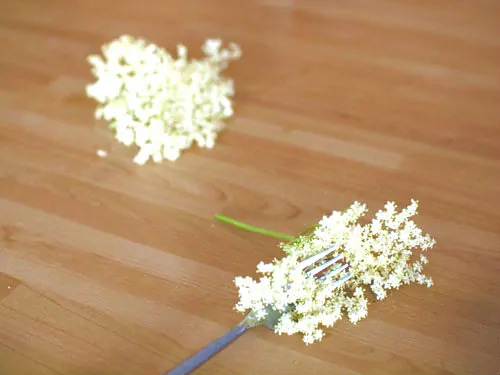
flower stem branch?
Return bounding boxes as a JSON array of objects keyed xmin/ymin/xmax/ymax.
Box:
[{"xmin": 298, "ymin": 224, "xmax": 318, "ymax": 236}]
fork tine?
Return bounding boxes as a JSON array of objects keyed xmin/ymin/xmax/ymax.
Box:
[
  {"xmin": 328, "ymin": 272, "xmax": 353, "ymax": 290},
  {"xmin": 298, "ymin": 245, "xmax": 353, "ymax": 292},
  {"xmin": 306, "ymin": 253, "xmax": 344, "ymax": 277},
  {"xmin": 318, "ymin": 263, "xmax": 349, "ymax": 280},
  {"xmin": 298, "ymin": 245, "xmax": 338, "ymax": 270}
]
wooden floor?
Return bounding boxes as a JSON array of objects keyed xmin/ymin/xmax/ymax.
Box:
[{"xmin": 1, "ymin": 1, "xmax": 500, "ymax": 374}]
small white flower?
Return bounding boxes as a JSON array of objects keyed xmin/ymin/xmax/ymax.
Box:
[
  {"xmin": 163, "ymin": 147, "xmax": 181, "ymax": 161},
  {"xmin": 116, "ymin": 127, "xmax": 135, "ymax": 146},
  {"xmin": 426, "ymin": 277, "xmax": 434, "ymax": 287},
  {"xmin": 202, "ymin": 39, "xmax": 222, "ymax": 57},
  {"xmin": 96, "ymin": 149, "xmax": 108, "ymax": 158},
  {"xmin": 133, "ymin": 143, "xmax": 153, "ymax": 165},
  {"xmin": 152, "ymin": 151, "xmax": 163, "ymax": 163}
]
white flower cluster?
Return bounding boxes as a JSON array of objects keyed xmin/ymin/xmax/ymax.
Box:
[
  {"xmin": 85, "ymin": 35, "xmax": 242, "ymax": 164},
  {"xmin": 234, "ymin": 199, "xmax": 436, "ymax": 344}
]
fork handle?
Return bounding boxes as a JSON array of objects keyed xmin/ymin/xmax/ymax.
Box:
[{"xmin": 164, "ymin": 319, "xmax": 251, "ymax": 375}]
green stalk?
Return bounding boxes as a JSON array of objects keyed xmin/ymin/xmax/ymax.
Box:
[
  {"xmin": 214, "ymin": 213, "xmax": 294, "ymax": 241},
  {"xmin": 298, "ymin": 223, "xmax": 318, "ymax": 236}
]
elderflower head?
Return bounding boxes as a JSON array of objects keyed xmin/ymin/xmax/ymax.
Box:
[
  {"xmin": 86, "ymin": 35, "xmax": 242, "ymax": 164},
  {"xmin": 234, "ymin": 199, "xmax": 436, "ymax": 344}
]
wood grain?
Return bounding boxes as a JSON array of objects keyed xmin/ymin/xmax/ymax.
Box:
[{"xmin": 1, "ymin": 1, "xmax": 499, "ymax": 374}]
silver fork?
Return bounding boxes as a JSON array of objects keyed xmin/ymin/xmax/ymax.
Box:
[{"xmin": 164, "ymin": 245, "xmax": 353, "ymax": 375}]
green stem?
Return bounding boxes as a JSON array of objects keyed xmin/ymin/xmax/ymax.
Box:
[
  {"xmin": 298, "ymin": 223, "xmax": 318, "ymax": 236},
  {"xmin": 214, "ymin": 213, "xmax": 294, "ymax": 241}
]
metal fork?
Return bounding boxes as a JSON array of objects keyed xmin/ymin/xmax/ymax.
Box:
[{"xmin": 164, "ymin": 245, "xmax": 353, "ymax": 375}]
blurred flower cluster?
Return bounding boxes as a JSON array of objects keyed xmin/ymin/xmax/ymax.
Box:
[
  {"xmin": 234, "ymin": 199, "xmax": 435, "ymax": 344},
  {"xmin": 86, "ymin": 35, "xmax": 241, "ymax": 164}
]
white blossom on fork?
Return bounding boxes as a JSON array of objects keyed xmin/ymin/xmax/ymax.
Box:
[{"xmin": 233, "ymin": 199, "xmax": 436, "ymax": 344}]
